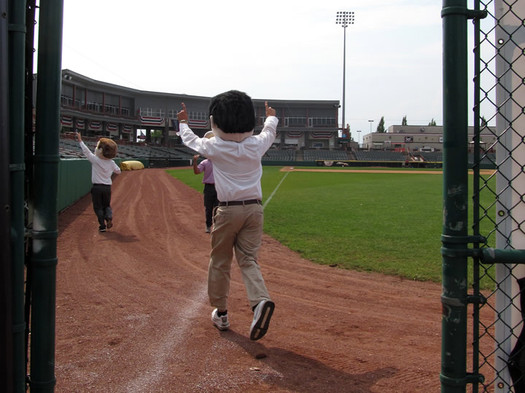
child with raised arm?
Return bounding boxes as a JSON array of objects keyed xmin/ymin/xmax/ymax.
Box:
[
  {"xmin": 177, "ymin": 90, "xmax": 278, "ymax": 341},
  {"xmin": 76, "ymin": 132, "xmax": 121, "ymax": 232}
]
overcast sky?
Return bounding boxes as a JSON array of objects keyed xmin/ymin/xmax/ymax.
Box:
[{"xmin": 58, "ymin": 0, "xmax": 443, "ymax": 141}]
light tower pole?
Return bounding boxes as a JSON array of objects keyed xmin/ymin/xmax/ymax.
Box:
[{"xmin": 336, "ymin": 11, "xmax": 355, "ymax": 136}]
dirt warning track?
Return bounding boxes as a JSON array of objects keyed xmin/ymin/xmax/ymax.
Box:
[{"xmin": 55, "ymin": 167, "xmax": 466, "ymax": 392}]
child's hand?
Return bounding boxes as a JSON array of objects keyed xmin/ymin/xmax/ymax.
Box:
[
  {"xmin": 76, "ymin": 132, "xmax": 82, "ymax": 142},
  {"xmin": 177, "ymin": 103, "xmax": 189, "ymax": 123},
  {"xmin": 265, "ymin": 102, "xmax": 276, "ymax": 117}
]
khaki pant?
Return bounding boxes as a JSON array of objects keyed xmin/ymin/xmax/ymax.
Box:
[{"xmin": 208, "ymin": 203, "xmax": 271, "ymax": 310}]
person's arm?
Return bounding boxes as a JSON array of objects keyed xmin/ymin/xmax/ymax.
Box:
[
  {"xmin": 177, "ymin": 103, "xmax": 210, "ymax": 156},
  {"xmin": 256, "ymin": 102, "xmax": 279, "ymax": 153},
  {"xmin": 265, "ymin": 101, "xmax": 276, "ymax": 118},
  {"xmin": 112, "ymin": 160, "xmax": 121, "ymax": 176},
  {"xmin": 76, "ymin": 132, "xmax": 96, "ymax": 162},
  {"xmin": 193, "ymin": 154, "xmax": 201, "ymax": 174},
  {"xmin": 177, "ymin": 102, "xmax": 189, "ymax": 124}
]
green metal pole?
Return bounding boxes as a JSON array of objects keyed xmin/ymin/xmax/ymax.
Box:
[
  {"xmin": 23, "ymin": 3, "xmax": 37, "ymax": 388},
  {"xmin": 1, "ymin": 0, "xmax": 14, "ymax": 391},
  {"xmin": 7, "ymin": 0, "xmax": 28, "ymax": 391},
  {"xmin": 441, "ymin": 1, "xmax": 470, "ymax": 392},
  {"xmin": 29, "ymin": 0, "xmax": 63, "ymax": 391}
]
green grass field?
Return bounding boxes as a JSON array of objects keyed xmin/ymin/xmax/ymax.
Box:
[{"xmin": 167, "ymin": 166, "xmax": 496, "ymax": 289}]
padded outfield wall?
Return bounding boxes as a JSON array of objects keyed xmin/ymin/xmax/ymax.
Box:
[
  {"xmin": 56, "ymin": 158, "xmax": 430, "ymax": 213},
  {"xmin": 56, "ymin": 158, "xmax": 307, "ymax": 213},
  {"xmin": 57, "ymin": 158, "xmax": 187, "ymax": 213},
  {"xmin": 58, "ymin": 159, "xmax": 92, "ymax": 213}
]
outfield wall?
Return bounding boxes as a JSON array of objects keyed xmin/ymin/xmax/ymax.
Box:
[
  {"xmin": 57, "ymin": 158, "xmax": 126, "ymax": 213},
  {"xmin": 57, "ymin": 158, "xmax": 189, "ymax": 213},
  {"xmin": 56, "ymin": 157, "xmax": 493, "ymax": 214},
  {"xmin": 56, "ymin": 159, "xmax": 432, "ymax": 214},
  {"xmin": 58, "ymin": 159, "xmax": 92, "ymax": 213},
  {"xmin": 315, "ymin": 160, "xmax": 443, "ymax": 168}
]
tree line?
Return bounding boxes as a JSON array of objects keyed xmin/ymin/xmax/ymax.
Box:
[{"xmin": 374, "ymin": 116, "xmax": 437, "ymax": 133}]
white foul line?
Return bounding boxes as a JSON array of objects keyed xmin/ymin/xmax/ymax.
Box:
[{"xmin": 263, "ymin": 171, "xmax": 289, "ymax": 210}]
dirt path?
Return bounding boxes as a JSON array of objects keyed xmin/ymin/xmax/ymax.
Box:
[{"xmin": 56, "ymin": 168, "xmax": 445, "ymax": 392}]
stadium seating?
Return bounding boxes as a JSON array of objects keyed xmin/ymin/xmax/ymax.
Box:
[
  {"xmin": 354, "ymin": 151, "xmax": 406, "ymax": 161},
  {"xmin": 59, "ymin": 137, "xmax": 196, "ymax": 161},
  {"xmin": 418, "ymin": 152, "xmax": 442, "ymax": 162},
  {"xmin": 303, "ymin": 150, "xmax": 350, "ymax": 161},
  {"xmin": 58, "ymin": 136, "xmax": 454, "ymax": 168},
  {"xmin": 262, "ymin": 149, "xmax": 296, "ymax": 161}
]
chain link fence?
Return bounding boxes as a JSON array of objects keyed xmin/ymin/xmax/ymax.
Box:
[{"xmin": 474, "ymin": 0, "xmax": 525, "ymax": 391}]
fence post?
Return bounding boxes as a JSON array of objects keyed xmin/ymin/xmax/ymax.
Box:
[
  {"xmin": 7, "ymin": 0, "xmax": 29, "ymax": 391},
  {"xmin": 441, "ymin": 1, "xmax": 470, "ymax": 392},
  {"xmin": 29, "ymin": 0, "xmax": 63, "ymax": 391},
  {"xmin": 0, "ymin": 0, "xmax": 14, "ymax": 391}
]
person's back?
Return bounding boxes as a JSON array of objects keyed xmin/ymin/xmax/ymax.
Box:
[
  {"xmin": 177, "ymin": 90, "xmax": 278, "ymax": 341},
  {"xmin": 180, "ymin": 90, "xmax": 277, "ymax": 202},
  {"xmin": 204, "ymin": 135, "xmax": 272, "ymax": 202}
]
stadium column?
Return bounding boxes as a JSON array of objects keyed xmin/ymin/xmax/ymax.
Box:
[
  {"xmin": 441, "ymin": 1, "xmax": 470, "ymax": 392},
  {"xmin": 29, "ymin": 0, "xmax": 63, "ymax": 392}
]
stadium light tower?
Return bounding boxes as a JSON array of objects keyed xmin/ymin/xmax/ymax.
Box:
[{"xmin": 336, "ymin": 11, "xmax": 355, "ymax": 136}]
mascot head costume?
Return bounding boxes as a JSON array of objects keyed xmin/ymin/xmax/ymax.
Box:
[
  {"xmin": 96, "ymin": 138, "xmax": 118, "ymax": 159},
  {"xmin": 208, "ymin": 90, "xmax": 255, "ymax": 143}
]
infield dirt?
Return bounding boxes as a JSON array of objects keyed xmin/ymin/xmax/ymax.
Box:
[{"xmin": 55, "ymin": 167, "xmax": 482, "ymax": 392}]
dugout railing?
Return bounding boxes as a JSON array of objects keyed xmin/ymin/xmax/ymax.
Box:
[{"xmin": 442, "ymin": 1, "xmax": 525, "ymax": 392}]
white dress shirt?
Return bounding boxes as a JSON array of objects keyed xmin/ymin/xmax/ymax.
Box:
[{"xmin": 179, "ymin": 116, "xmax": 278, "ymax": 202}]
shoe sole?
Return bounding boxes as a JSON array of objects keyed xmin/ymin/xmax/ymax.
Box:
[
  {"xmin": 213, "ymin": 323, "xmax": 229, "ymax": 331},
  {"xmin": 250, "ymin": 301, "xmax": 275, "ymax": 341}
]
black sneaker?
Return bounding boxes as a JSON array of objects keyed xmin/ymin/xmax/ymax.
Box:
[{"xmin": 99, "ymin": 226, "xmax": 106, "ymax": 233}]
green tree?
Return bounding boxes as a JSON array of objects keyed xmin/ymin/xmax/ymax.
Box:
[
  {"xmin": 402, "ymin": 116, "xmax": 407, "ymax": 126},
  {"xmin": 428, "ymin": 118, "xmax": 437, "ymax": 126},
  {"xmin": 377, "ymin": 117, "xmax": 385, "ymax": 133}
]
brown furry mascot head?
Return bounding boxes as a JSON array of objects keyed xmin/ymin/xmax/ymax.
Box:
[{"xmin": 95, "ymin": 138, "xmax": 118, "ymax": 159}]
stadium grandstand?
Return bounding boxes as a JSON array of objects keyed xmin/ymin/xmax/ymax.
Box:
[{"xmin": 52, "ymin": 69, "xmax": 495, "ymax": 169}]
